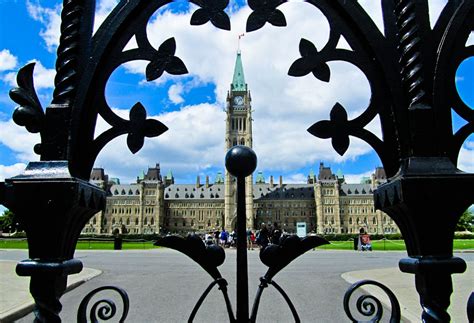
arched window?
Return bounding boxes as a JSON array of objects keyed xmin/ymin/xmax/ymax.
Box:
[
  {"xmin": 349, "ymin": 217, "xmax": 352, "ymax": 224},
  {"xmin": 126, "ymin": 218, "xmax": 130, "ymax": 225},
  {"xmin": 240, "ymin": 138, "xmax": 245, "ymax": 145},
  {"xmin": 144, "ymin": 217, "xmax": 148, "ymax": 225},
  {"xmin": 135, "ymin": 218, "xmax": 139, "ymax": 225},
  {"xmin": 151, "ymin": 218, "xmax": 154, "ymax": 225},
  {"xmin": 233, "ymin": 139, "xmax": 237, "ymax": 146}
]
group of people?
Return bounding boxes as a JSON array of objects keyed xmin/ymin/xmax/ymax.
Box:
[
  {"xmin": 202, "ymin": 223, "xmax": 286, "ymax": 250},
  {"xmin": 203, "ymin": 229, "xmax": 236, "ymax": 248}
]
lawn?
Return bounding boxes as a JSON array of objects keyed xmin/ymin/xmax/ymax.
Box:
[
  {"xmin": 319, "ymin": 239, "xmax": 474, "ymax": 251},
  {"xmin": 1, "ymin": 238, "xmax": 473, "ymax": 251},
  {"xmin": 0, "ymin": 239, "xmax": 158, "ymax": 250}
]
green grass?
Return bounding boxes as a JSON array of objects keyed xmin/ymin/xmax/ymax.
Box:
[
  {"xmin": 319, "ymin": 239, "xmax": 474, "ymax": 251},
  {"xmin": 1, "ymin": 239, "xmax": 473, "ymax": 251},
  {"xmin": 0, "ymin": 239, "xmax": 159, "ymax": 250}
]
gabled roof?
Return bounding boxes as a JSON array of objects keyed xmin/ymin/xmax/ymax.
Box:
[
  {"xmin": 253, "ymin": 184, "xmax": 314, "ymax": 200},
  {"xmin": 339, "ymin": 183, "xmax": 373, "ymax": 196},
  {"xmin": 165, "ymin": 184, "xmax": 225, "ymax": 200}
]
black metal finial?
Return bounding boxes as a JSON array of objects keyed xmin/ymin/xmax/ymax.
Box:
[{"xmin": 225, "ymin": 145, "xmax": 257, "ymax": 178}]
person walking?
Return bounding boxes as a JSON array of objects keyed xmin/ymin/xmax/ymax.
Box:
[{"xmin": 247, "ymin": 229, "xmax": 254, "ymax": 250}]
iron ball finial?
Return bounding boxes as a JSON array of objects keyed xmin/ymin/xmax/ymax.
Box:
[{"xmin": 225, "ymin": 145, "xmax": 257, "ymax": 178}]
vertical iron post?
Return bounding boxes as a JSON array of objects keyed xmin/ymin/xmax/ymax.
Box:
[
  {"xmin": 236, "ymin": 175, "xmax": 248, "ymax": 322},
  {"xmin": 225, "ymin": 145, "xmax": 257, "ymax": 323}
]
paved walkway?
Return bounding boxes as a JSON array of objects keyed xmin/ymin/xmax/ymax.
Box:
[
  {"xmin": 0, "ymin": 261, "xmax": 101, "ymax": 322},
  {"xmin": 342, "ymin": 263, "xmax": 473, "ymax": 322},
  {"xmin": 1, "ymin": 256, "xmax": 472, "ymax": 322}
]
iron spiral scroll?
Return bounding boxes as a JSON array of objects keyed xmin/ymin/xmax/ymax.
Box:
[
  {"xmin": 77, "ymin": 286, "xmax": 130, "ymax": 323},
  {"xmin": 343, "ymin": 280, "xmax": 401, "ymax": 323}
]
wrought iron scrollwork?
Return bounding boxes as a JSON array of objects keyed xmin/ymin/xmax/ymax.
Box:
[
  {"xmin": 259, "ymin": 235, "xmax": 328, "ymax": 279},
  {"xmin": 77, "ymin": 286, "xmax": 130, "ymax": 323},
  {"xmin": 251, "ymin": 235, "xmax": 328, "ymax": 322},
  {"xmin": 246, "ymin": 0, "xmax": 287, "ymax": 32},
  {"xmin": 9, "ymin": 63, "xmax": 44, "ymax": 136},
  {"xmin": 343, "ymin": 280, "xmax": 401, "ymax": 323},
  {"xmin": 190, "ymin": 0, "xmax": 231, "ymax": 31},
  {"xmin": 155, "ymin": 234, "xmax": 236, "ymax": 322},
  {"xmin": 155, "ymin": 234, "xmax": 225, "ymax": 280}
]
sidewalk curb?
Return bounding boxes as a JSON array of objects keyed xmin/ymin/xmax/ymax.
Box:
[
  {"xmin": 341, "ymin": 264, "xmax": 472, "ymax": 323},
  {"xmin": 0, "ymin": 267, "xmax": 102, "ymax": 322}
]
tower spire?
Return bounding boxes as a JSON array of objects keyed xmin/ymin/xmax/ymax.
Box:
[{"xmin": 232, "ymin": 46, "xmax": 246, "ymax": 92}]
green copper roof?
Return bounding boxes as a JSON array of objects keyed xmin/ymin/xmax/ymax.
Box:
[
  {"xmin": 215, "ymin": 171, "xmax": 224, "ymax": 184},
  {"xmin": 309, "ymin": 169, "xmax": 315, "ymax": 178},
  {"xmin": 336, "ymin": 169, "xmax": 344, "ymax": 179},
  {"xmin": 232, "ymin": 52, "xmax": 246, "ymax": 91},
  {"xmin": 256, "ymin": 171, "xmax": 265, "ymax": 184},
  {"xmin": 166, "ymin": 170, "xmax": 173, "ymax": 180}
]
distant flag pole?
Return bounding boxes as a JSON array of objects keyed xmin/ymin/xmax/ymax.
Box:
[{"xmin": 238, "ymin": 33, "xmax": 245, "ymax": 52}]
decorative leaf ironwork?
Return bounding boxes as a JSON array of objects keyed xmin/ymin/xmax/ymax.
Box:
[
  {"xmin": 288, "ymin": 38, "xmax": 331, "ymax": 82},
  {"xmin": 190, "ymin": 0, "xmax": 231, "ymax": 31},
  {"xmin": 127, "ymin": 103, "xmax": 168, "ymax": 154},
  {"xmin": 9, "ymin": 63, "xmax": 44, "ymax": 134},
  {"xmin": 308, "ymin": 103, "xmax": 350, "ymax": 156},
  {"xmin": 155, "ymin": 234, "xmax": 225, "ymax": 280},
  {"xmin": 246, "ymin": 0, "xmax": 287, "ymax": 32},
  {"xmin": 146, "ymin": 38, "xmax": 188, "ymax": 82},
  {"xmin": 260, "ymin": 235, "xmax": 328, "ymax": 280}
]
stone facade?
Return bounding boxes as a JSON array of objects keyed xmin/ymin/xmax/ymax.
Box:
[
  {"xmin": 84, "ymin": 163, "xmax": 398, "ymax": 235},
  {"xmin": 82, "ymin": 51, "xmax": 399, "ymax": 236}
]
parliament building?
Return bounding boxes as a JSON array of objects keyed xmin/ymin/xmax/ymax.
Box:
[{"xmin": 84, "ymin": 52, "xmax": 399, "ymax": 236}]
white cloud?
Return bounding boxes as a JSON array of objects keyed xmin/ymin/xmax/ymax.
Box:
[
  {"xmin": 0, "ymin": 119, "xmax": 40, "ymax": 162},
  {"xmin": 26, "ymin": 0, "xmax": 122, "ymax": 52},
  {"xmin": 0, "ymin": 163, "xmax": 27, "ymax": 181},
  {"xmin": 0, "ymin": 49, "xmax": 18, "ymax": 72},
  {"xmin": 343, "ymin": 170, "xmax": 374, "ymax": 185},
  {"xmin": 3, "ymin": 60, "xmax": 55, "ymax": 90},
  {"xmin": 26, "ymin": 1, "xmax": 61, "ymax": 52},
  {"xmin": 283, "ymin": 173, "xmax": 307, "ymax": 184},
  {"xmin": 13, "ymin": 0, "xmax": 467, "ymax": 184},
  {"xmin": 168, "ymin": 84, "xmax": 185, "ymax": 104},
  {"xmin": 458, "ymin": 141, "xmax": 474, "ymax": 173},
  {"xmin": 93, "ymin": 104, "xmax": 225, "ymax": 183}
]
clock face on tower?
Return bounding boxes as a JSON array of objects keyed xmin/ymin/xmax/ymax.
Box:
[{"xmin": 233, "ymin": 96, "xmax": 244, "ymax": 106}]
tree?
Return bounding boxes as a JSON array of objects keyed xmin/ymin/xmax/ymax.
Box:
[
  {"xmin": 456, "ymin": 208, "xmax": 473, "ymax": 232},
  {"xmin": 0, "ymin": 210, "xmax": 22, "ymax": 233}
]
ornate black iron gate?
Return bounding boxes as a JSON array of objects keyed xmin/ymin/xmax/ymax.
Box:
[{"xmin": 1, "ymin": 0, "xmax": 473, "ymax": 322}]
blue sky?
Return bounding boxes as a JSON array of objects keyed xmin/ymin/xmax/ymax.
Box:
[{"xmin": 0, "ymin": 0, "xmax": 472, "ymax": 192}]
